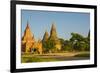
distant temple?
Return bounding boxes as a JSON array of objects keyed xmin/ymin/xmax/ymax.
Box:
[
  {"xmin": 21, "ymin": 22, "xmax": 61, "ymax": 54},
  {"xmin": 49, "ymin": 23, "xmax": 61, "ymax": 50},
  {"xmin": 21, "ymin": 22, "xmax": 42, "ymax": 54}
]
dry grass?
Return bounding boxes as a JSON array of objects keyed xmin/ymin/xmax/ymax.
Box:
[{"xmin": 21, "ymin": 51, "xmax": 90, "ymax": 63}]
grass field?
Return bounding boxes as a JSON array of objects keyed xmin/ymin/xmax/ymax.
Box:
[{"xmin": 21, "ymin": 51, "xmax": 90, "ymax": 63}]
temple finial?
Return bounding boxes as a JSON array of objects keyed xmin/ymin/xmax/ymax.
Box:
[
  {"xmin": 51, "ymin": 21, "xmax": 56, "ymax": 30},
  {"xmin": 26, "ymin": 20, "xmax": 29, "ymax": 28}
]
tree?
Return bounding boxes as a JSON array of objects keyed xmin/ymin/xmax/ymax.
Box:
[
  {"xmin": 70, "ymin": 32, "xmax": 90, "ymax": 51},
  {"xmin": 70, "ymin": 33, "xmax": 84, "ymax": 42},
  {"xmin": 43, "ymin": 39, "xmax": 56, "ymax": 53},
  {"xmin": 63, "ymin": 40, "xmax": 73, "ymax": 51}
]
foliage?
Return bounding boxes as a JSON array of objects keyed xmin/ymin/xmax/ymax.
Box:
[
  {"xmin": 43, "ymin": 32, "xmax": 90, "ymax": 53},
  {"xmin": 70, "ymin": 32, "xmax": 90, "ymax": 51},
  {"xmin": 43, "ymin": 39, "xmax": 56, "ymax": 53},
  {"xmin": 59, "ymin": 32, "xmax": 90, "ymax": 52},
  {"xmin": 60, "ymin": 40, "xmax": 73, "ymax": 51}
]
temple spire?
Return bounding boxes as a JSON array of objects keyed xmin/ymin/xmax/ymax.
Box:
[
  {"xmin": 22, "ymin": 21, "xmax": 35, "ymax": 52},
  {"xmin": 49, "ymin": 22, "xmax": 58, "ymax": 40},
  {"xmin": 51, "ymin": 22, "xmax": 56, "ymax": 30},
  {"xmin": 42, "ymin": 30, "xmax": 49, "ymax": 42}
]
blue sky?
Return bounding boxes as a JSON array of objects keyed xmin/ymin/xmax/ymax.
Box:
[{"xmin": 21, "ymin": 10, "xmax": 90, "ymax": 40}]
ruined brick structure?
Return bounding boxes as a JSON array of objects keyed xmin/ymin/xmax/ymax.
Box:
[
  {"xmin": 22, "ymin": 22, "xmax": 61, "ymax": 54},
  {"xmin": 21, "ymin": 22, "xmax": 43, "ymax": 54}
]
